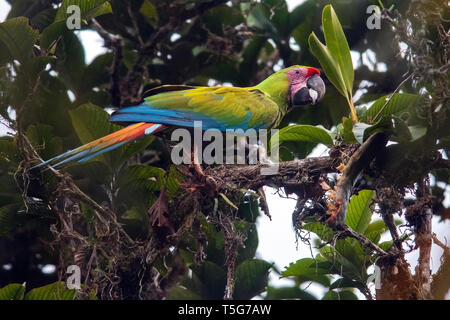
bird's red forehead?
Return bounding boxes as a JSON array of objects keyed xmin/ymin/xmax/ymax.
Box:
[{"xmin": 306, "ymin": 67, "xmax": 320, "ymax": 77}]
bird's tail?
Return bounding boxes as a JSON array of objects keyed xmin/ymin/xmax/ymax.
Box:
[{"xmin": 32, "ymin": 122, "xmax": 165, "ymax": 169}]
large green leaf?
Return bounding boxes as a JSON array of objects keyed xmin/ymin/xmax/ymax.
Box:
[
  {"xmin": 329, "ymin": 277, "xmax": 363, "ymax": 290},
  {"xmin": 191, "ymin": 261, "xmax": 227, "ymax": 299},
  {"xmin": 308, "ymin": 32, "xmax": 348, "ymax": 99},
  {"xmin": 54, "ymin": 0, "xmax": 112, "ymax": 22},
  {"xmin": 234, "ymin": 259, "xmax": 272, "ymax": 299},
  {"xmin": 320, "ymin": 238, "xmax": 368, "ymax": 283},
  {"xmin": 345, "ymin": 190, "xmax": 375, "ymax": 234},
  {"xmin": 341, "ymin": 116, "xmax": 357, "ymax": 143},
  {"xmin": 139, "ymin": 0, "xmax": 159, "ymax": 29},
  {"xmin": 0, "ymin": 137, "xmax": 20, "ymax": 167},
  {"xmin": 322, "ymin": 5, "xmax": 353, "ymax": 96},
  {"xmin": 363, "ymin": 93, "xmax": 421, "ymax": 123},
  {"xmin": 301, "ymin": 222, "xmax": 334, "ymax": 242},
  {"xmin": 270, "ymin": 125, "xmax": 334, "ymax": 151},
  {"xmin": 0, "ymin": 283, "xmax": 26, "ymax": 300},
  {"xmin": 265, "ymin": 286, "xmax": 317, "ymax": 300},
  {"xmin": 246, "ymin": 3, "xmax": 279, "ymax": 40},
  {"xmin": 24, "ymin": 282, "xmax": 77, "ymax": 300},
  {"xmin": 282, "ymin": 258, "xmax": 332, "ymax": 278},
  {"xmin": 26, "ymin": 124, "xmax": 63, "ymax": 161},
  {"xmin": 0, "ymin": 17, "xmax": 39, "ymax": 63}
]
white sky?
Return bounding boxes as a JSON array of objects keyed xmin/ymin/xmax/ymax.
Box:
[{"xmin": 0, "ymin": 0, "xmax": 449, "ymax": 299}]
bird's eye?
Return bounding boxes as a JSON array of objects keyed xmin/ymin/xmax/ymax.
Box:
[{"xmin": 295, "ymin": 70, "xmax": 299, "ymax": 74}]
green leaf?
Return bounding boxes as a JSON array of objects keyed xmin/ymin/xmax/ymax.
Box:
[
  {"xmin": 322, "ymin": 5, "xmax": 353, "ymax": 96},
  {"xmin": 364, "ymin": 93, "xmax": 421, "ymax": 123},
  {"xmin": 237, "ymin": 197, "xmax": 260, "ymax": 223},
  {"xmin": 24, "ymin": 282, "xmax": 77, "ymax": 300},
  {"xmin": 26, "ymin": 124, "xmax": 63, "ymax": 161},
  {"xmin": 266, "ymin": 286, "xmax": 317, "ymax": 300},
  {"xmin": 379, "ymin": 240, "xmax": 394, "ymax": 251},
  {"xmin": 54, "ymin": 0, "xmax": 112, "ymax": 22},
  {"xmin": 345, "ymin": 190, "xmax": 375, "ymax": 234},
  {"xmin": 237, "ymin": 224, "xmax": 259, "ymax": 265},
  {"xmin": 308, "ymin": 32, "xmax": 348, "ymax": 99},
  {"xmin": 320, "ymin": 238, "xmax": 368, "ymax": 283},
  {"xmin": 364, "ymin": 220, "xmax": 388, "ymax": 236},
  {"xmin": 341, "ymin": 117, "xmax": 357, "ymax": 143},
  {"xmin": 53, "ymin": 31, "xmax": 86, "ymax": 93},
  {"xmin": 352, "ymin": 122, "xmax": 373, "ymax": 144},
  {"xmin": 270, "ymin": 125, "xmax": 334, "ymax": 151},
  {"xmin": 118, "ymin": 165, "xmax": 165, "ymax": 194},
  {"xmin": 140, "ymin": 0, "xmax": 159, "ymax": 29},
  {"xmin": 166, "ymin": 166, "xmax": 183, "ymax": 198},
  {"xmin": 0, "ymin": 17, "xmax": 39, "ymax": 63},
  {"xmin": 301, "ymin": 222, "xmax": 334, "ymax": 242},
  {"xmin": 282, "ymin": 258, "xmax": 331, "ymax": 278},
  {"xmin": 219, "ymin": 192, "xmax": 238, "ymax": 210},
  {"xmin": 0, "ymin": 137, "xmax": 20, "ymax": 167},
  {"xmin": 329, "ymin": 278, "xmax": 362, "ymax": 290},
  {"xmin": 408, "ymin": 126, "xmax": 427, "ymax": 141},
  {"xmin": 118, "ymin": 136, "xmax": 155, "ymax": 167},
  {"xmin": 234, "ymin": 259, "xmax": 272, "ymax": 299},
  {"xmin": 191, "ymin": 261, "xmax": 227, "ymax": 299},
  {"xmin": 247, "ymin": 4, "xmax": 279, "ymax": 40},
  {"xmin": 0, "ymin": 283, "xmax": 26, "ymax": 300}
]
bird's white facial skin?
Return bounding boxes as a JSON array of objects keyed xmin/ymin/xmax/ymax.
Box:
[{"xmin": 286, "ymin": 67, "xmax": 321, "ymax": 105}]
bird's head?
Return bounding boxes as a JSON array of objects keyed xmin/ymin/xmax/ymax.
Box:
[{"xmin": 286, "ymin": 65, "xmax": 326, "ymax": 106}]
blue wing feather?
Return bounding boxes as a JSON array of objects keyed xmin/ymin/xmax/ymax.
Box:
[{"xmin": 109, "ymin": 105, "xmax": 255, "ymax": 131}]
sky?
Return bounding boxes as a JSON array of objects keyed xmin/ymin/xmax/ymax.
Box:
[{"xmin": 0, "ymin": 0, "xmax": 449, "ymax": 299}]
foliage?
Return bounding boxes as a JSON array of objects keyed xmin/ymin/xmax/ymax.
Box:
[{"xmin": 0, "ymin": 282, "xmax": 77, "ymax": 300}]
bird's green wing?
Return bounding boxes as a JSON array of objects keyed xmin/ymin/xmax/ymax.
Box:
[{"xmin": 109, "ymin": 86, "xmax": 281, "ymax": 131}]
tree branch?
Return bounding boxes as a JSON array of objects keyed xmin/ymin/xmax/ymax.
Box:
[
  {"xmin": 431, "ymin": 234, "xmax": 450, "ymax": 299},
  {"xmin": 327, "ymin": 132, "xmax": 389, "ymax": 225},
  {"xmin": 206, "ymin": 156, "xmax": 338, "ymax": 191}
]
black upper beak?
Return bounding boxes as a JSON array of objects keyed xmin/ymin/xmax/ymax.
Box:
[{"xmin": 293, "ymin": 75, "xmax": 326, "ymax": 106}]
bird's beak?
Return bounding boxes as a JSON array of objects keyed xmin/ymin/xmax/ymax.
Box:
[{"xmin": 293, "ymin": 75, "xmax": 326, "ymax": 106}]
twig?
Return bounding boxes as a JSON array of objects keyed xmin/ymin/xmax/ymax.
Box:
[
  {"xmin": 334, "ymin": 225, "xmax": 389, "ymax": 256},
  {"xmin": 90, "ymin": 19, "xmax": 123, "ymax": 108},
  {"xmin": 371, "ymin": 73, "xmax": 414, "ymax": 123}
]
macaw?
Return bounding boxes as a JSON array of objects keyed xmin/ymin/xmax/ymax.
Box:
[{"xmin": 34, "ymin": 65, "xmax": 325, "ymax": 168}]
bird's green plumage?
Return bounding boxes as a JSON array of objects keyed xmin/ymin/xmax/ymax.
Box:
[{"xmin": 139, "ymin": 65, "xmax": 300, "ymax": 130}]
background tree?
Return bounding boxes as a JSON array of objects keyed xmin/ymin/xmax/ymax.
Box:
[{"xmin": 0, "ymin": 0, "xmax": 448, "ymax": 300}]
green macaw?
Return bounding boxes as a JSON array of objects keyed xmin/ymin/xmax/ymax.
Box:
[{"xmin": 34, "ymin": 65, "xmax": 325, "ymax": 168}]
